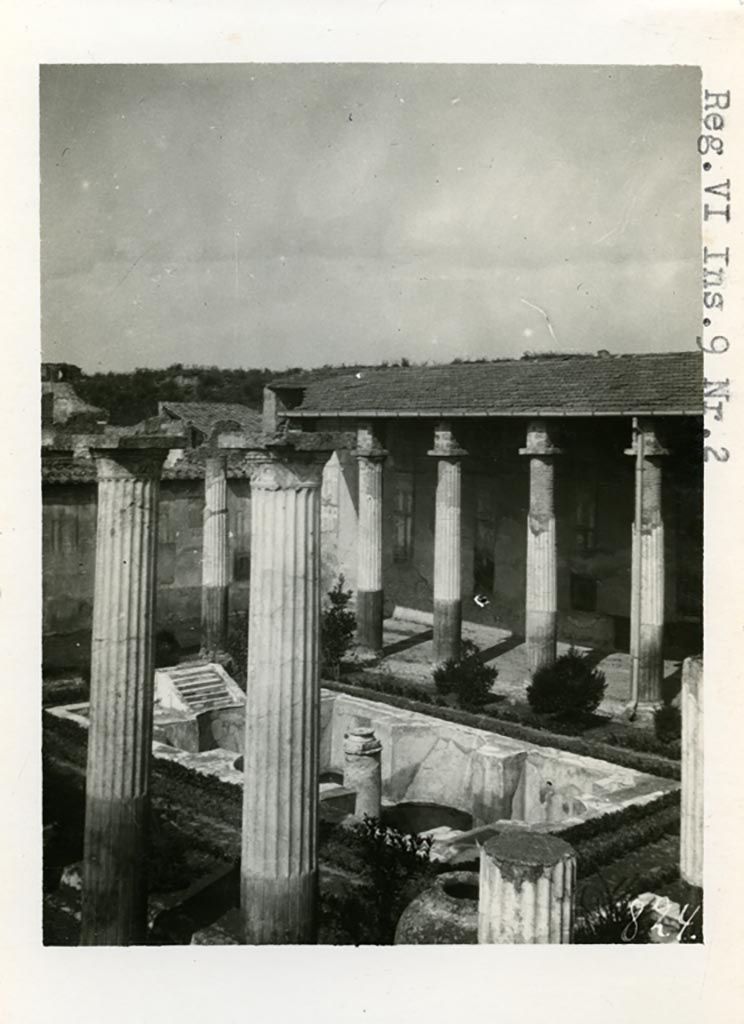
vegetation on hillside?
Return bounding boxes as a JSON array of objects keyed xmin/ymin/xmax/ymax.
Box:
[{"xmin": 71, "ymin": 351, "xmax": 583, "ymax": 424}]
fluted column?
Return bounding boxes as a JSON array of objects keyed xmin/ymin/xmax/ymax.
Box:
[
  {"xmin": 429, "ymin": 422, "xmax": 467, "ymax": 664},
  {"xmin": 81, "ymin": 437, "xmax": 175, "ymax": 946},
  {"xmin": 241, "ymin": 450, "xmax": 327, "ymax": 944},
  {"xmin": 343, "ymin": 727, "xmax": 382, "ymax": 820},
  {"xmin": 478, "ymin": 831, "xmax": 576, "ymax": 944},
  {"xmin": 356, "ymin": 423, "xmax": 387, "ymax": 655},
  {"xmin": 626, "ymin": 419, "xmax": 668, "ymax": 715},
  {"xmin": 681, "ymin": 656, "xmax": 703, "ymax": 889},
  {"xmin": 201, "ymin": 453, "xmax": 229, "ymax": 656},
  {"xmin": 520, "ymin": 421, "xmax": 562, "ymax": 675}
]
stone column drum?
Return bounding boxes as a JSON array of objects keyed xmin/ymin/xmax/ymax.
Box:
[
  {"xmin": 520, "ymin": 421, "xmax": 562, "ymax": 675},
  {"xmin": 343, "ymin": 727, "xmax": 382, "ymax": 820},
  {"xmin": 429, "ymin": 422, "xmax": 467, "ymax": 664},
  {"xmin": 478, "ymin": 831, "xmax": 576, "ymax": 944},
  {"xmin": 355, "ymin": 423, "xmax": 387, "ymax": 655},
  {"xmin": 241, "ymin": 449, "xmax": 327, "ymax": 944},
  {"xmin": 201, "ymin": 453, "xmax": 230, "ymax": 657},
  {"xmin": 680, "ymin": 656, "xmax": 703, "ymax": 889},
  {"xmin": 80, "ymin": 437, "xmax": 176, "ymax": 946},
  {"xmin": 626, "ymin": 419, "xmax": 668, "ymax": 713}
]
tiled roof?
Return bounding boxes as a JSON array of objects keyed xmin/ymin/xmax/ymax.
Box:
[
  {"xmin": 41, "ymin": 448, "xmax": 256, "ymax": 484},
  {"xmin": 279, "ymin": 352, "xmax": 702, "ymax": 418},
  {"xmin": 159, "ymin": 402, "xmax": 262, "ymax": 436}
]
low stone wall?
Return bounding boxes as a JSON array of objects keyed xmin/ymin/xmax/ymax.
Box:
[{"xmin": 320, "ymin": 691, "xmax": 678, "ymax": 831}]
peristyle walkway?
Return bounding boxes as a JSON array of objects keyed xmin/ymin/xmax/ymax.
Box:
[{"xmin": 361, "ymin": 614, "xmax": 683, "ymax": 718}]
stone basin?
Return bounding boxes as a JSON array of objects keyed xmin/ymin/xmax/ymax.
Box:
[{"xmin": 45, "ymin": 688, "xmax": 678, "ymax": 840}]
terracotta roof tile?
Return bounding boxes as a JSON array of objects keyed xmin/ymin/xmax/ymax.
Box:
[{"xmin": 281, "ymin": 352, "xmax": 702, "ymax": 418}]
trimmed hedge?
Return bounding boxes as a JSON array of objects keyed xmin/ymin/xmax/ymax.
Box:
[
  {"xmin": 44, "ymin": 714, "xmax": 242, "ymax": 860},
  {"xmin": 328, "ymin": 679, "xmax": 681, "ymax": 781},
  {"xmin": 572, "ymin": 804, "xmax": 680, "ymax": 878},
  {"xmin": 342, "ymin": 673, "xmax": 681, "ymax": 761}
]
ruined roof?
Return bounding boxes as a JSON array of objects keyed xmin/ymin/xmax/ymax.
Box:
[
  {"xmin": 159, "ymin": 401, "xmax": 262, "ymax": 436},
  {"xmin": 41, "ymin": 447, "xmax": 256, "ymax": 484},
  {"xmin": 278, "ymin": 351, "xmax": 703, "ymax": 418},
  {"xmin": 41, "ymin": 381, "xmax": 109, "ymax": 426}
]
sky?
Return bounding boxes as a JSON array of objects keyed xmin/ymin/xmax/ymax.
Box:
[{"xmin": 40, "ymin": 63, "xmax": 701, "ymax": 373}]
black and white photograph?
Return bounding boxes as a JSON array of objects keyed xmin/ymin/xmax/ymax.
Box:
[{"xmin": 37, "ymin": 61, "xmax": 709, "ymax": 949}]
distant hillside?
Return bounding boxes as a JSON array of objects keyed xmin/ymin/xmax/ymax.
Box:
[{"xmin": 73, "ymin": 361, "xmax": 412, "ymax": 424}]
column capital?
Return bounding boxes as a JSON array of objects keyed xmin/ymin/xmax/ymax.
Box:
[
  {"xmin": 218, "ymin": 429, "xmax": 335, "ymax": 488},
  {"xmin": 355, "ymin": 421, "xmax": 388, "ymax": 460},
  {"xmin": 343, "ymin": 727, "xmax": 382, "ymax": 757},
  {"xmin": 519, "ymin": 420, "xmax": 562, "ymax": 457},
  {"xmin": 90, "ymin": 431, "xmax": 186, "ymax": 480},
  {"xmin": 250, "ymin": 451, "xmax": 329, "ymax": 491},
  {"xmin": 204, "ymin": 451, "xmax": 228, "ymax": 472},
  {"xmin": 624, "ymin": 419, "xmax": 669, "ymax": 458},
  {"xmin": 355, "ymin": 446, "xmax": 388, "ymax": 461},
  {"xmin": 427, "ymin": 420, "xmax": 467, "ymax": 459}
]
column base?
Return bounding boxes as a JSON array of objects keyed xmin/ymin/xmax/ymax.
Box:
[
  {"xmin": 80, "ymin": 794, "xmax": 149, "ymax": 946},
  {"xmin": 433, "ymin": 598, "xmax": 462, "ymax": 664},
  {"xmin": 525, "ymin": 609, "xmax": 557, "ymax": 676},
  {"xmin": 241, "ymin": 870, "xmax": 318, "ymax": 944},
  {"xmin": 624, "ymin": 699, "xmax": 661, "ymax": 724},
  {"xmin": 356, "ymin": 589, "xmax": 384, "ymax": 655}
]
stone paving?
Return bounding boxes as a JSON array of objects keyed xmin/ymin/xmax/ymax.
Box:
[{"xmin": 361, "ymin": 614, "xmax": 683, "ymax": 718}]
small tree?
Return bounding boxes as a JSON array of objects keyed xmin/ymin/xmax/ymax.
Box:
[
  {"xmin": 432, "ymin": 639, "xmax": 497, "ymax": 710},
  {"xmin": 527, "ymin": 648, "xmax": 606, "ymax": 717},
  {"xmin": 321, "ymin": 575, "xmax": 357, "ymax": 679},
  {"xmin": 226, "ymin": 610, "xmax": 249, "ymax": 690}
]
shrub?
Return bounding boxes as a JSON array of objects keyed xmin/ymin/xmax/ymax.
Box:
[
  {"xmin": 318, "ymin": 815, "xmax": 435, "ymax": 943},
  {"xmin": 154, "ymin": 629, "xmax": 181, "ymax": 669},
  {"xmin": 225, "ymin": 611, "xmax": 249, "ymax": 689},
  {"xmin": 654, "ymin": 703, "xmax": 682, "ymax": 744},
  {"xmin": 321, "ymin": 576, "xmax": 357, "ymax": 679},
  {"xmin": 432, "ymin": 639, "xmax": 497, "ymax": 710},
  {"xmin": 527, "ymin": 648, "xmax": 606, "ymax": 717}
]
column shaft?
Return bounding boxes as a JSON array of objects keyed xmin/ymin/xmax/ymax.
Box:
[
  {"xmin": 628, "ymin": 420, "xmax": 667, "ymax": 711},
  {"xmin": 680, "ymin": 656, "xmax": 704, "ymax": 889},
  {"xmin": 241, "ymin": 457, "xmax": 323, "ymax": 944},
  {"xmin": 521, "ymin": 422, "xmax": 560, "ymax": 675},
  {"xmin": 201, "ymin": 454, "xmax": 229, "ymax": 655},
  {"xmin": 478, "ymin": 832, "xmax": 576, "ymax": 944},
  {"xmin": 343, "ymin": 728, "xmax": 382, "ymax": 820},
  {"xmin": 429, "ymin": 422, "xmax": 466, "ymax": 664},
  {"xmin": 356, "ymin": 425, "xmax": 386, "ymax": 654},
  {"xmin": 81, "ymin": 449, "xmax": 165, "ymax": 946}
]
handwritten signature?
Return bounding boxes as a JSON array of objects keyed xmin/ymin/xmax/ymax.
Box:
[{"xmin": 623, "ymin": 895, "xmax": 701, "ymax": 943}]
